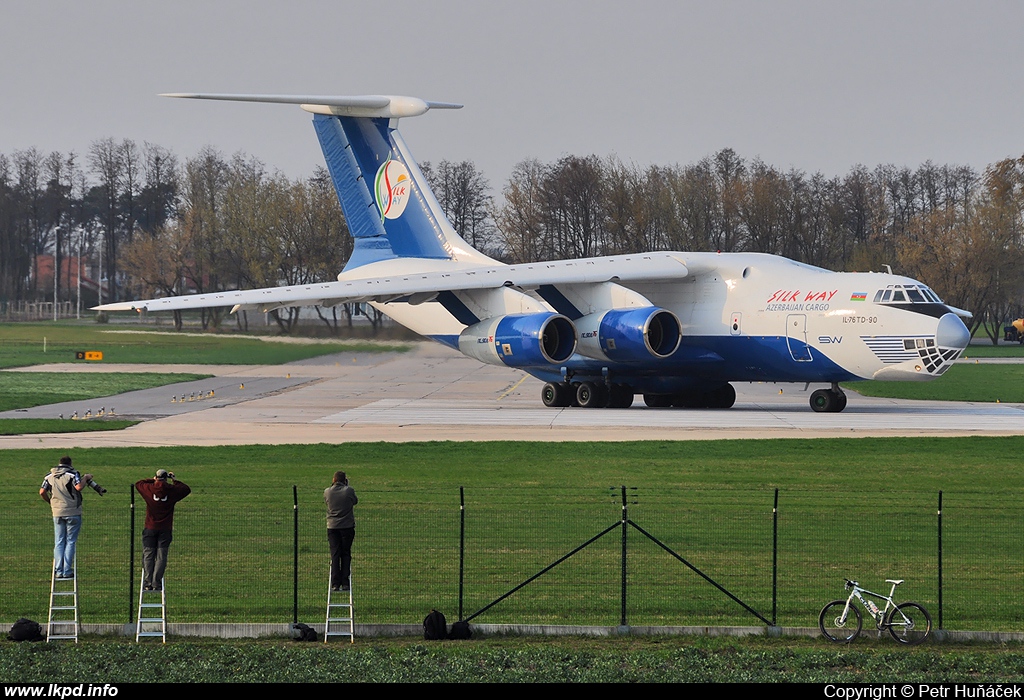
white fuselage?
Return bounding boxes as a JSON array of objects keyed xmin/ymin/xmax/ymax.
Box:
[{"xmin": 373, "ymin": 252, "xmax": 969, "ymax": 393}]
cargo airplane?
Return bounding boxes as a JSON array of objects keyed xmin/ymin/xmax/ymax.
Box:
[{"xmin": 96, "ymin": 94, "xmax": 972, "ymax": 412}]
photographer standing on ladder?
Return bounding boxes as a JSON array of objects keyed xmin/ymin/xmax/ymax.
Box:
[
  {"xmin": 136, "ymin": 470, "xmax": 190, "ymax": 591},
  {"xmin": 325, "ymin": 471, "xmax": 357, "ymax": 591},
  {"xmin": 40, "ymin": 456, "xmax": 104, "ymax": 579}
]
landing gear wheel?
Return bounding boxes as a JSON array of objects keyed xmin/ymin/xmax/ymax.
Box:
[
  {"xmin": 810, "ymin": 388, "xmax": 836, "ymax": 413},
  {"xmin": 887, "ymin": 602, "xmax": 931, "ymax": 645},
  {"xmin": 576, "ymin": 381, "xmax": 607, "ymax": 408},
  {"xmin": 811, "ymin": 386, "xmax": 848, "ymax": 413},
  {"xmin": 607, "ymin": 384, "xmax": 635, "ymax": 408},
  {"xmin": 671, "ymin": 392, "xmax": 703, "ymax": 408},
  {"xmin": 819, "ymin": 600, "xmax": 862, "ymax": 643},
  {"xmin": 835, "ymin": 391, "xmax": 848, "ymax": 412},
  {"xmin": 706, "ymin": 383, "xmax": 736, "ymax": 409},
  {"xmin": 541, "ymin": 382, "xmax": 572, "ymax": 408},
  {"xmin": 643, "ymin": 394, "xmax": 672, "ymax": 408}
]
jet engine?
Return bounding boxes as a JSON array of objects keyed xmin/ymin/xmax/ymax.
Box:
[
  {"xmin": 575, "ymin": 306, "xmax": 681, "ymax": 362},
  {"xmin": 458, "ymin": 313, "xmax": 577, "ymax": 368}
]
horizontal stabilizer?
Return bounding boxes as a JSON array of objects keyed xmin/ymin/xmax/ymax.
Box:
[{"xmin": 161, "ymin": 93, "xmax": 462, "ymax": 118}]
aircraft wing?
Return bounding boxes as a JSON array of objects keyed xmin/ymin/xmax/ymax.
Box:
[{"xmin": 93, "ymin": 253, "xmax": 689, "ymax": 314}]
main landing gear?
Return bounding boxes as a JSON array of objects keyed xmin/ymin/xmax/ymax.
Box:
[
  {"xmin": 541, "ymin": 381, "xmax": 737, "ymax": 410},
  {"xmin": 810, "ymin": 383, "xmax": 848, "ymax": 413},
  {"xmin": 642, "ymin": 383, "xmax": 736, "ymax": 409},
  {"xmin": 541, "ymin": 381, "xmax": 635, "ymax": 409}
]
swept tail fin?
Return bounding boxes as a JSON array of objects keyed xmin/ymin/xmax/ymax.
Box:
[{"xmin": 162, "ymin": 93, "xmax": 495, "ymax": 271}]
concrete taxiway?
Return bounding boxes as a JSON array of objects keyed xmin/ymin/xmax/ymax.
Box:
[{"xmin": 1, "ymin": 342, "xmax": 1021, "ymax": 448}]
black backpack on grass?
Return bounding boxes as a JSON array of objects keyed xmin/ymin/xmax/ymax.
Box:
[
  {"xmin": 423, "ymin": 609, "xmax": 447, "ymax": 640},
  {"xmin": 448, "ymin": 619, "xmax": 472, "ymax": 640},
  {"xmin": 8, "ymin": 618, "xmax": 44, "ymax": 642},
  {"xmin": 291, "ymin": 622, "xmax": 318, "ymax": 642}
]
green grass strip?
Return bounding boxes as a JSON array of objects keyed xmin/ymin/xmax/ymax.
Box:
[
  {"xmin": 2, "ymin": 637, "xmax": 1024, "ymax": 682},
  {"xmin": 846, "ymin": 364, "xmax": 1024, "ymax": 402},
  {"xmin": 0, "ymin": 372, "xmax": 212, "ymax": 412},
  {"xmin": 962, "ymin": 344, "xmax": 1024, "ymax": 358},
  {"xmin": 3, "ymin": 438, "xmax": 1024, "ymax": 631},
  {"xmin": 0, "ymin": 321, "xmax": 407, "ymax": 368},
  {"xmin": 0, "ymin": 419, "xmax": 139, "ymax": 435}
]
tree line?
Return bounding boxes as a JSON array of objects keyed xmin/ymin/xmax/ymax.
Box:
[
  {"xmin": 493, "ymin": 151, "xmax": 1023, "ymax": 341},
  {"xmin": 1, "ymin": 139, "xmax": 1021, "ymax": 339}
]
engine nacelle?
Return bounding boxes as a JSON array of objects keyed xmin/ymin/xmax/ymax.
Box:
[
  {"xmin": 458, "ymin": 313, "xmax": 577, "ymax": 368},
  {"xmin": 575, "ymin": 306, "xmax": 681, "ymax": 362}
]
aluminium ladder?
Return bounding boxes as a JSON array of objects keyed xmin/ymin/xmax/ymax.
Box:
[
  {"xmin": 47, "ymin": 559, "xmax": 78, "ymax": 642},
  {"xmin": 324, "ymin": 573, "xmax": 354, "ymax": 643},
  {"xmin": 135, "ymin": 574, "xmax": 166, "ymax": 643}
]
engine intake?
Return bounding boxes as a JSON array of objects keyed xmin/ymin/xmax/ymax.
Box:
[
  {"xmin": 575, "ymin": 306, "xmax": 681, "ymax": 362},
  {"xmin": 458, "ymin": 313, "xmax": 577, "ymax": 368}
]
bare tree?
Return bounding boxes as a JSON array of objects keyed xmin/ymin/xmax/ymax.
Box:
[
  {"xmin": 121, "ymin": 222, "xmax": 194, "ymax": 330},
  {"xmin": 496, "ymin": 159, "xmax": 547, "ymax": 263},
  {"xmin": 139, "ymin": 143, "xmax": 179, "ymax": 235},
  {"xmin": 119, "ymin": 140, "xmax": 141, "ymax": 244},
  {"xmin": 423, "ymin": 159, "xmax": 495, "ymax": 254},
  {"xmin": 88, "ymin": 138, "xmax": 123, "ymax": 303},
  {"xmin": 542, "ymin": 155, "xmax": 606, "ymax": 259}
]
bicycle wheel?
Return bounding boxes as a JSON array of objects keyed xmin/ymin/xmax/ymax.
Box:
[
  {"xmin": 819, "ymin": 600, "xmax": 862, "ymax": 643},
  {"xmin": 887, "ymin": 602, "xmax": 931, "ymax": 645}
]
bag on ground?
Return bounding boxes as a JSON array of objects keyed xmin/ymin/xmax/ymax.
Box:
[
  {"xmin": 8, "ymin": 618, "xmax": 44, "ymax": 642},
  {"xmin": 423, "ymin": 609, "xmax": 448, "ymax": 640}
]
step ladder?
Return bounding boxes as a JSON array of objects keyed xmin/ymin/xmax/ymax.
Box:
[
  {"xmin": 47, "ymin": 559, "xmax": 78, "ymax": 642},
  {"xmin": 135, "ymin": 573, "xmax": 166, "ymax": 643},
  {"xmin": 325, "ymin": 573, "xmax": 354, "ymax": 643}
]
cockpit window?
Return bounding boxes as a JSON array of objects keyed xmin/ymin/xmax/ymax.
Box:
[{"xmin": 872, "ymin": 283, "xmax": 944, "ymax": 306}]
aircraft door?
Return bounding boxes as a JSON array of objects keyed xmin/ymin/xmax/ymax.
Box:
[{"xmin": 786, "ymin": 314, "xmax": 813, "ymax": 362}]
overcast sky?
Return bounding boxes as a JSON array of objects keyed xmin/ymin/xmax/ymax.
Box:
[{"xmin": 1, "ymin": 1, "xmax": 1021, "ymax": 189}]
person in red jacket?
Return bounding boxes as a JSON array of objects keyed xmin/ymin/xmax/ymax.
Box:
[{"xmin": 135, "ymin": 469, "xmax": 191, "ymax": 591}]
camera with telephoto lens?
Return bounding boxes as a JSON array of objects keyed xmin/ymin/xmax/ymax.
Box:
[{"xmin": 88, "ymin": 479, "xmax": 107, "ymax": 496}]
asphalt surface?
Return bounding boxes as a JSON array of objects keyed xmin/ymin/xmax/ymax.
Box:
[{"xmin": 1, "ymin": 342, "xmax": 1022, "ymax": 449}]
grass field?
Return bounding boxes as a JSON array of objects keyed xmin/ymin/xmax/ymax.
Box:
[
  {"xmin": 846, "ymin": 363, "xmax": 1024, "ymax": 402},
  {"xmin": 4, "ymin": 438, "xmax": 1024, "ymax": 632},
  {"xmin": 963, "ymin": 344, "xmax": 1024, "ymax": 358},
  {"xmin": 0, "ymin": 322, "xmax": 407, "ymax": 368},
  {"xmin": 0, "ymin": 372, "xmax": 212, "ymax": 412},
  {"xmin": 0, "ymin": 419, "xmax": 139, "ymax": 435},
  {"xmin": 3, "ymin": 636, "xmax": 1024, "ymax": 682}
]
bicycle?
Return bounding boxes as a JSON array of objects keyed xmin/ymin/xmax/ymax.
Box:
[{"xmin": 819, "ymin": 579, "xmax": 931, "ymax": 645}]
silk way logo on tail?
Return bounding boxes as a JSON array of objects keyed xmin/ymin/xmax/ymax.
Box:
[{"xmin": 374, "ymin": 156, "xmax": 411, "ymax": 221}]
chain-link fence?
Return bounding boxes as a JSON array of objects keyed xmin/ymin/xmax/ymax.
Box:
[{"xmin": 3, "ymin": 485, "xmax": 1021, "ymax": 630}]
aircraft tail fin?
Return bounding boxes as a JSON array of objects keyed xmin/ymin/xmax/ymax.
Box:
[{"xmin": 163, "ymin": 94, "xmax": 494, "ymax": 271}]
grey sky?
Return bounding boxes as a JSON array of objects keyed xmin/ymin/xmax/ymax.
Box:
[{"xmin": 1, "ymin": 0, "xmax": 1021, "ymax": 189}]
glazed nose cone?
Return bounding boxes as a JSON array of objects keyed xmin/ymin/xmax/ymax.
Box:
[{"xmin": 936, "ymin": 312, "xmax": 970, "ymax": 350}]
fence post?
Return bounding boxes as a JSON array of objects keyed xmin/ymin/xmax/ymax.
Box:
[
  {"xmin": 937, "ymin": 490, "xmax": 943, "ymax": 630},
  {"xmin": 459, "ymin": 486, "xmax": 465, "ymax": 621},
  {"xmin": 772, "ymin": 488, "xmax": 779, "ymax": 626},
  {"xmin": 620, "ymin": 485, "xmax": 628, "ymax": 628},
  {"xmin": 128, "ymin": 484, "xmax": 135, "ymax": 624},
  {"xmin": 293, "ymin": 485, "xmax": 299, "ymax": 625}
]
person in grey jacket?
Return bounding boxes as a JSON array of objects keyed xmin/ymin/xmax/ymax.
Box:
[
  {"xmin": 40, "ymin": 456, "xmax": 95, "ymax": 579},
  {"xmin": 324, "ymin": 471, "xmax": 358, "ymax": 591}
]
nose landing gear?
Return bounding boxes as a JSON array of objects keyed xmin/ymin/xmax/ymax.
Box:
[{"xmin": 810, "ymin": 383, "xmax": 848, "ymax": 413}]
